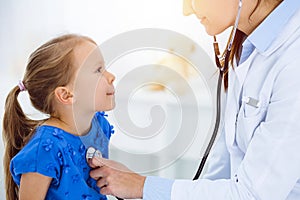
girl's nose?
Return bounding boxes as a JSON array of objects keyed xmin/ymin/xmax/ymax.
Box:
[
  {"xmin": 104, "ymin": 70, "xmax": 115, "ymax": 84},
  {"xmin": 183, "ymin": 0, "xmax": 195, "ymax": 16}
]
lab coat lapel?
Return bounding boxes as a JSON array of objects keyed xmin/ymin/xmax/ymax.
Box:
[
  {"xmin": 224, "ymin": 68, "xmax": 240, "ymax": 151},
  {"xmin": 235, "ymin": 60, "xmax": 251, "ymax": 88},
  {"xmin": 224, "ymin": 56, "xmax": 252, "ymax": 151}
]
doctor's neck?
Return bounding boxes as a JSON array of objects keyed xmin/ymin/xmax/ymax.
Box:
[{"xmin": 238, "ymin": 0, "xmax": 283, "ymax": 35}]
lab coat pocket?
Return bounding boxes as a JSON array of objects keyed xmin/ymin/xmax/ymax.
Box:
[{"xmin": 236, "ymin": 96, "xmax": 268, "ymax": 152}]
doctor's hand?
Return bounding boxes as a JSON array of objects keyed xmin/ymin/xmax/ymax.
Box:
[{"xmin": 89, "ymin": 157, "xmax": 146, "ymax": 199}]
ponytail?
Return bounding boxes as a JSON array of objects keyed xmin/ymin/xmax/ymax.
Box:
[{"xmin": 2, "ymin": 85, "xmax": 40, "ymax": 200}]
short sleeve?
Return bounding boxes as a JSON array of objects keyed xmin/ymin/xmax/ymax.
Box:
[{"xmin": 10, "ymin": 132, "xmax": 61, "ymax": 186}]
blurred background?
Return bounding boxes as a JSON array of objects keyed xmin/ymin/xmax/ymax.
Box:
[{"xmin": 0, "ymin": 0, "xmax": 229, "ymax": 199}]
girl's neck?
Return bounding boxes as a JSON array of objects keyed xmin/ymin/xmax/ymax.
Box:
[{"xmin": 45, "ymin": 111, "xmax": 95, "ymax": 136}]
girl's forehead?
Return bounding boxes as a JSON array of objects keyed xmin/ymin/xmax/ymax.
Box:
[{"xmin": 73, "ymin": 42, "xmax": 104, "ymax": 67}]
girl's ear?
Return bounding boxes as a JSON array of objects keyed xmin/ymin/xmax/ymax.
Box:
[{"xmin": 54, "ymin": 87, "xmax": 74, "ymax": 105}]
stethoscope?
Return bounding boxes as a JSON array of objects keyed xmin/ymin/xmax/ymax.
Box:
[{"xmin": 193, "ymin": 0, "xmax": 243, "ymax": 180}]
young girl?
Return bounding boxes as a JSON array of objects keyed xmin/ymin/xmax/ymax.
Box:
[{"xmin": 3, "ymin": 34, "xmax": 116, "ymax": 200}]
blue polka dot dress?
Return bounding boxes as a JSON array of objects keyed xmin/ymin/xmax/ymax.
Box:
[{"xmin": 10, "ymin": 112, "xmax": 114, "ymax": 200}]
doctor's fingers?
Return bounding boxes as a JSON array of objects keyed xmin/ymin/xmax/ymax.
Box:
[
  {"xmin": 89, "ymin": 157, "xmax": 106, "ymax": 168},
  {"xmin": 92, "ymin": 167, "xmax": 125, "ymax": 196},
  {"xmin": 90, "ymin": 165, "xmax": 109, "ymax": 180},
  {"xmin": 96, "ymin": 176, "xmax": 115, "ymax": 196},
  {"xmin": 97, "ymin": 177, "xmax": 109, "ymax": 189},
  {"xmin": 97, "ymin": 169, "xmax": 147, "ymax": 199}
]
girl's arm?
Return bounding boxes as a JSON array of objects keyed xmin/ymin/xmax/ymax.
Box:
[{"xmin": 19, "ymin": 172, "xmax": 52, "ymax": 200}]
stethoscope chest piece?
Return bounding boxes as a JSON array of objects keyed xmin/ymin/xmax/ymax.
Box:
[{"xmin": 86, "ymin": 146, "xmax": 102, "ymax": 162}]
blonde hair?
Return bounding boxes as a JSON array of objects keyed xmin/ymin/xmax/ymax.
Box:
[{"xmin": 2, "ymin": 34, "xmax": 96, "ymax": 200}]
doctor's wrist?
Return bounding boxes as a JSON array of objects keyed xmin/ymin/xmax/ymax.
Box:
[{"xmin": 137, "ymin": 174, "xmax": 146, "ymax": 198}]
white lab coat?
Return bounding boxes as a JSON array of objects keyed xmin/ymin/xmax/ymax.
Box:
[{"xmin": 171, "ymin": 6, "xmax": 300, "ymax": 200}]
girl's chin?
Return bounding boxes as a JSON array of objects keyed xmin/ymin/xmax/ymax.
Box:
[{"xmin": 95, "ymin": 104, "xmax": 116, "ymax": 112}]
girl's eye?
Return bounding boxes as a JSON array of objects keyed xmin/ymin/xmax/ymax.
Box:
[{"xmin": 96, "ymin": 67, "xmax": 103, "ymax": 73}]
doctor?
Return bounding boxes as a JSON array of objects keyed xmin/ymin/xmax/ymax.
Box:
[{"xmin": 89, "ymin": 0, "xmax": 300, "ymax": 199}]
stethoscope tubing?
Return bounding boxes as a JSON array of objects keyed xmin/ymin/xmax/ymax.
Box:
[{"xmin": 193, "ymin": 67, "xmax": 224, "ymax": 180}]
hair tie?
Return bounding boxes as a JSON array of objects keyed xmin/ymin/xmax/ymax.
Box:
[{"xmin": 18, "ymin": 80, "xmax": 26, "ymax": 92}]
